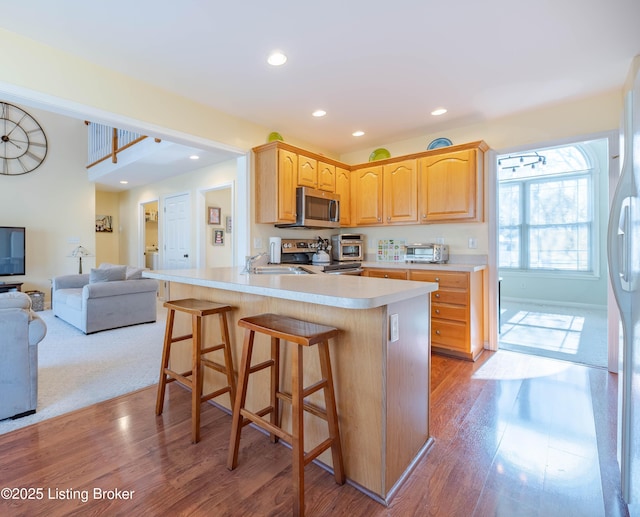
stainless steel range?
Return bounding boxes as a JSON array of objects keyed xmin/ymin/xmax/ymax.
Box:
[{"xmin": 279, "ymin": 238, "xmax": 363, "ymax": 275}]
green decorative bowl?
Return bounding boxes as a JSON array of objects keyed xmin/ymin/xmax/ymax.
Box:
[
  {"xmin": 267, "ymin": 131, "xmax": 284, "ymax": 142},
  {"xmin": 369, "ymin": 148, "xmax": 391, "ymax": 161}
]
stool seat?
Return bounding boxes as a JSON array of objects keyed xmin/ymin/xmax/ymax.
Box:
[
  {"xmin": 238, "ymin": 313, "xmax": 339, "ymax": 346},
  {"xmin": 228, "ymin": 313, "xmax": 344, "ymax": 516},
  {"xmin": 164, "ymin": 298, "xmax": 232, "ymax": 316},
  {"xmin": 156, "ymin": 298, "xmax": 236, "ymax": 443}
]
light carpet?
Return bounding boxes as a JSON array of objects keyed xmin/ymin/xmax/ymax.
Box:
[{"xmin": 0, "ymin": 303, "xmax": 167, "ymax": 435}]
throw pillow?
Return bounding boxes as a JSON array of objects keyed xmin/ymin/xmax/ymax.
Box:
[{"xmin": 89, "ymin": 265, "xmax": 127, "ymax": 283}]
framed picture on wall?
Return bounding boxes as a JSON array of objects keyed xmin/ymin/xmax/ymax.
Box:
[
  {"xmin": 96, "ymin": 215, "xmax": 113, "ymax": 232},
  {"xmin": 208, "ymin": 206, "xmax": 221, "ymax": 225},
  {"xmin": 213, "ymin": 229, "xmax": 224, "ymax": 245}
]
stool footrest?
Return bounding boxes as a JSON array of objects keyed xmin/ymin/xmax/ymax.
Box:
[
  {"xmin": 240, "ymin": 405, "xmax": 274, "ymax": 428},
  {"xmin": 249, "ymin": 359, "xmax": 275, "ymax": 374},
  {"xmin": 304, "ymin": 437, "xmax": 334, "ymax": 466},
  {"xmin": 202, "ymin": 343, "xmax": 225, "ymax": 354},
  {"xmin": 201, "ymin": 358, "xmax": 229, "ymax": 375},
  {"xmin": 276, "ymin": 392, "xmax": 328, "ymax": 421},
  {"xmin": 201, "ymin": 385, "xmax": 231, "ymax": 403},
  {"xmin": 240, "ymin": 408, "xmax": 289, "ymax": 442},
  {"xmin": 170, "ymin": 333, "xmax": 193, "ymax": 344}
]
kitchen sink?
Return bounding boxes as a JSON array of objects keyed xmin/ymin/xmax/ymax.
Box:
[{"xmin": 252, "ymin": 266, "xmax": 313, "ymax": 275}]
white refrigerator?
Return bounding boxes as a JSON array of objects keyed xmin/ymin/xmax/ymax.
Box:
[{"xmin": 608, "ymin": 54, "xmax": 640, "ymax": 514}]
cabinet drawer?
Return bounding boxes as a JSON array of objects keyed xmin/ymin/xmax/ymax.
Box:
[
  {"xmin": 409, "ymin": 270, "xmax": 468, "ymax": 289},
  {"xmin": 432, "ymin": 304, "xmax": 467, "ymax": 322},
  {"xmin": 431, "ymin": 319, "xmax": 467, "ymax": 350},
  {"xmin": 364, "ymin": 269, "xmax": 408, "ymax": 280},
  {"xmin": 432, "ymin": 290, "xmax": 467, "ymax": 306}
]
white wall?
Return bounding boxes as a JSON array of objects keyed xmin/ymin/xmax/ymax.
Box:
[
  {"xmin": 0, "ymin": 105, "xmax": 93, "ymax": 303},
  {"xmin": 204, "ymin": 188, "xmax": 233, "ymax": 267},
  {"xmin": 118, "ymin": 159, "xmax": 239, "ymax": 269}
]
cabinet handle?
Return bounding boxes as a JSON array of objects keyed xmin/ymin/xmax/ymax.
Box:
[
  {"xmin": 384, "ymin": 274, "xmax": 389, "ymax": 278},
  {"xmin": 435, "ymin": 293, "xmax": 440, "ymax": 298},
  {"xmin": 387, "ymin": 216, "xmax": 391, "ymax": 221},
  {"xmin": 422, "ymin": 214, "xmax": 427, "ymax": 219},
  {"xmin": 435, "ymin": 309, "xmax": 440, "ymax": 314},
  {"xmin": 435, "ymin": 277, "xmax": 440, "ymax": 282},
  {"xmin": 435, "ymin": 330, "xmax": 441, "ymax": 335},
  {"xmin": 377, "ymin": 217, "xmax": 381, "ymax": 221}
]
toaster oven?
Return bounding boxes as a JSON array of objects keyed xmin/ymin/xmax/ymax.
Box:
[{"xmin": 404, "ymin": 243, "xmax": 449, "ymax": 264}]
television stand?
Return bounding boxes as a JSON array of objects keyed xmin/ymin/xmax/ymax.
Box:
[{"xmin": 0, "ymin": 282, "xmax": 23, "ymax": 293}]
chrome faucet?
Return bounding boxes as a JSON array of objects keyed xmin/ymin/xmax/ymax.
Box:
[{"xmin": 244, "ymin": 252, "xmax": 268, "ymax": 273}]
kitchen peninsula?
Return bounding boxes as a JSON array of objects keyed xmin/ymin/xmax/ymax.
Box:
[{"xmin": 144, "ymin": 267, "xmax": 437, "ymax": 503}]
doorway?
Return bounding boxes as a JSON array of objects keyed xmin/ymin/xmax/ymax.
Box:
[
  {"xmin": 496, "ymin": 136, "xmax": 612, "ymax": 368},
  {"xmin": 141, "ymin": 200, "xmax": 159, "ymax": 270}
]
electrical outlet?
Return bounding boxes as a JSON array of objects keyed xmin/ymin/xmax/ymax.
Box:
[
  {"xmin": 468, "ymin": 237, "xmax": 477, "ymax": 249},
  {"xmin": 389, "ymin": 313, "xmax": 399, "ymax": 342},
  {"xmin": 253, "ymin": 237, "xmax": 263, "ymax": 249}
]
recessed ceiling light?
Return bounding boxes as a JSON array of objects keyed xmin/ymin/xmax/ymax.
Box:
[
  {"xmin": 189, "ymin": 155, "xmax": 200, "ymax": 160},
  {"xmin": 352, "ymin": 130, "xmax": 365, "ymax": 137},
  {"xmin": 312, "ymin": 110, "xmax": 327, "ymax": 117},
  {"xmin": 431, "ymin": 108, "xmax": 447, "ymax": 116},
  {"xmin": 267, "ymin": 51, "xmax": 287, "ymax": 66},
  {"xmin": 119, "ymin": 180, "xmax": 128, "ymax": 184}
]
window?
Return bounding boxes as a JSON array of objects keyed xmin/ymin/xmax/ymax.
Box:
[{"xmin": 498, "ymin": 144, "xmax": 594, "ymax": 272}]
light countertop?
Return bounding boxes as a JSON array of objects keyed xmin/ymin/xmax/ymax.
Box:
[{"xmin": 144, "ymin": 267, "xmax": 437, "ymax": 310}]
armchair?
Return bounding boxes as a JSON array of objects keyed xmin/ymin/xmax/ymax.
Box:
[{"xmin": 0, "ymin": 291, "xmax": 47, "ymax": 420}]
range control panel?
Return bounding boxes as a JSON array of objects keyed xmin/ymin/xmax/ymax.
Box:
[{"xmin": 281, "ymin": 239, "xmax": 319, "ymax": 253}]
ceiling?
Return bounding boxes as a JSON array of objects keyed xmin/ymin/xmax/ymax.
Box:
[{"xmin": 2, "ymin": 1, "xmax": 640, "ymax": 189}]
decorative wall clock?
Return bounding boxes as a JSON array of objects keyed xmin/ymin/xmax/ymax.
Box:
[{"xmin": 0, "ymin": 102, "xmax": 48, "ymax": 175}]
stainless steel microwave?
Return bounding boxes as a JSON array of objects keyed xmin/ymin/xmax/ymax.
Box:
[
  {"xmin": 275, "ymin": 187, "xmax": 340, "ymax": 229},
  {"xmin": 405, "ymin": 243, "xmax": 449, "ymax": 264}
]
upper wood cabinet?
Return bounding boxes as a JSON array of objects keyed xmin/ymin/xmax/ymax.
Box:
[
  {"xmin": 383, "ymin": 159, "xmax": 418, "ymax": 224},
  {"xmin": 318, "ymin": 161, "xmax": 336, "ymax": 192},
  {"xmin": 253, "ymin": 140, "xmax": 488, "ymax": 227},
  {"xmin": 297, "ymin": 154, "xmax": 318, "ymax": 188},
  {"xmin": 255, "ymin": 145, "xmax": 297, "ymax": 224},
  {"xmin": 418, "ymin": 145, "xmax": 486, "ymax": 223},
  {"xmin": 254, "ymin": 141, "xmax": 347, "ymax": 224},
  {"xmin": 335, "ymin": 166, "xmax": 352, "ymax": 226},
  {"xmin": 351, "ymin": 165, "xmax": 383, "ymax": 225},
  {"xmin": 352, "ymin": 159, "xmax": 418, "ymax": 226}
]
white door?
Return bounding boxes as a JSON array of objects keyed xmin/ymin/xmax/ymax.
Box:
[{"xmin": 164, "ymin": 193, "xmax": 191, "ymax": 269}]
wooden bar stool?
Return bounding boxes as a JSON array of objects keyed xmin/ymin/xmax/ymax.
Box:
[
  {"xmin": 227, "ymin": 313, "xmax": 345, "ymax": 516},
  {"xmin": 156, "ymin": 298, "xmax": 236, "ymax": 444}
]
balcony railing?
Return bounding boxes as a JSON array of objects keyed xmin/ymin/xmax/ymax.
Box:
[{"xmin": 86, "ymin": 122, "xmax": 151, "ymax": 168}]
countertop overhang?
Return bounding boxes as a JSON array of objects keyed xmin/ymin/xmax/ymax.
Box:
[{"xmin": 144, "ymin": 267, "xmax": 437, "ymax": 309}]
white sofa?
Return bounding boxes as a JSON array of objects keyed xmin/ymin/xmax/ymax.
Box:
[
  {"xmin": 0, "ymin": 291, "xmax": 47, "ymax": 420},
  {"xmin": 52, "ymin": 264, "xmax": 159, "ymax": 334}
]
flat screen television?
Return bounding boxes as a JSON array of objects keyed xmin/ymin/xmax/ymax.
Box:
[{"xmin": 0, "ymin": 226, "xmax": 25, "ymax": 276}]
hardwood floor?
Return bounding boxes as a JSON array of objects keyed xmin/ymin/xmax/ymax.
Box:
[{"xmin": 0, "ymin": 350, "xmax": 627, "ymax": 516}]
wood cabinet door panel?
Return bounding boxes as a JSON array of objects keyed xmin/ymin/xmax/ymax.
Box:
[
  {"xmin": 277, "ymin": 149, "xmax": 298, "ymax": 222},
  {"xmin": 352, "ymin": 166, "xmax": 383, "ymax": 225},
  {"xmin": 383, "ymin": 159, "xmax": 418, "ymax": 224},
  {"xmin": 297, "ymin": 154, "xmax": 318, "ymax": 188},
  {"xmin": 335, "ymin": 166, "xmax": 351, "ymax": 226},
  {"xmin": 419, "ymin": 149, "xmax": 478, "ymax": 222},
  {"xmin": 318, "ymin": 161, "xmax": 336, "ymax": 192}
]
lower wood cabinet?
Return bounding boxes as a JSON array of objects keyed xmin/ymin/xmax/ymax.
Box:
[
  {"xmin": 408, "ymin": 269, "xmax": 484, "ymax": 361},
  {"xmin": 363, "ymin": 267, "xmax": 485, "ymax": 361}
]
